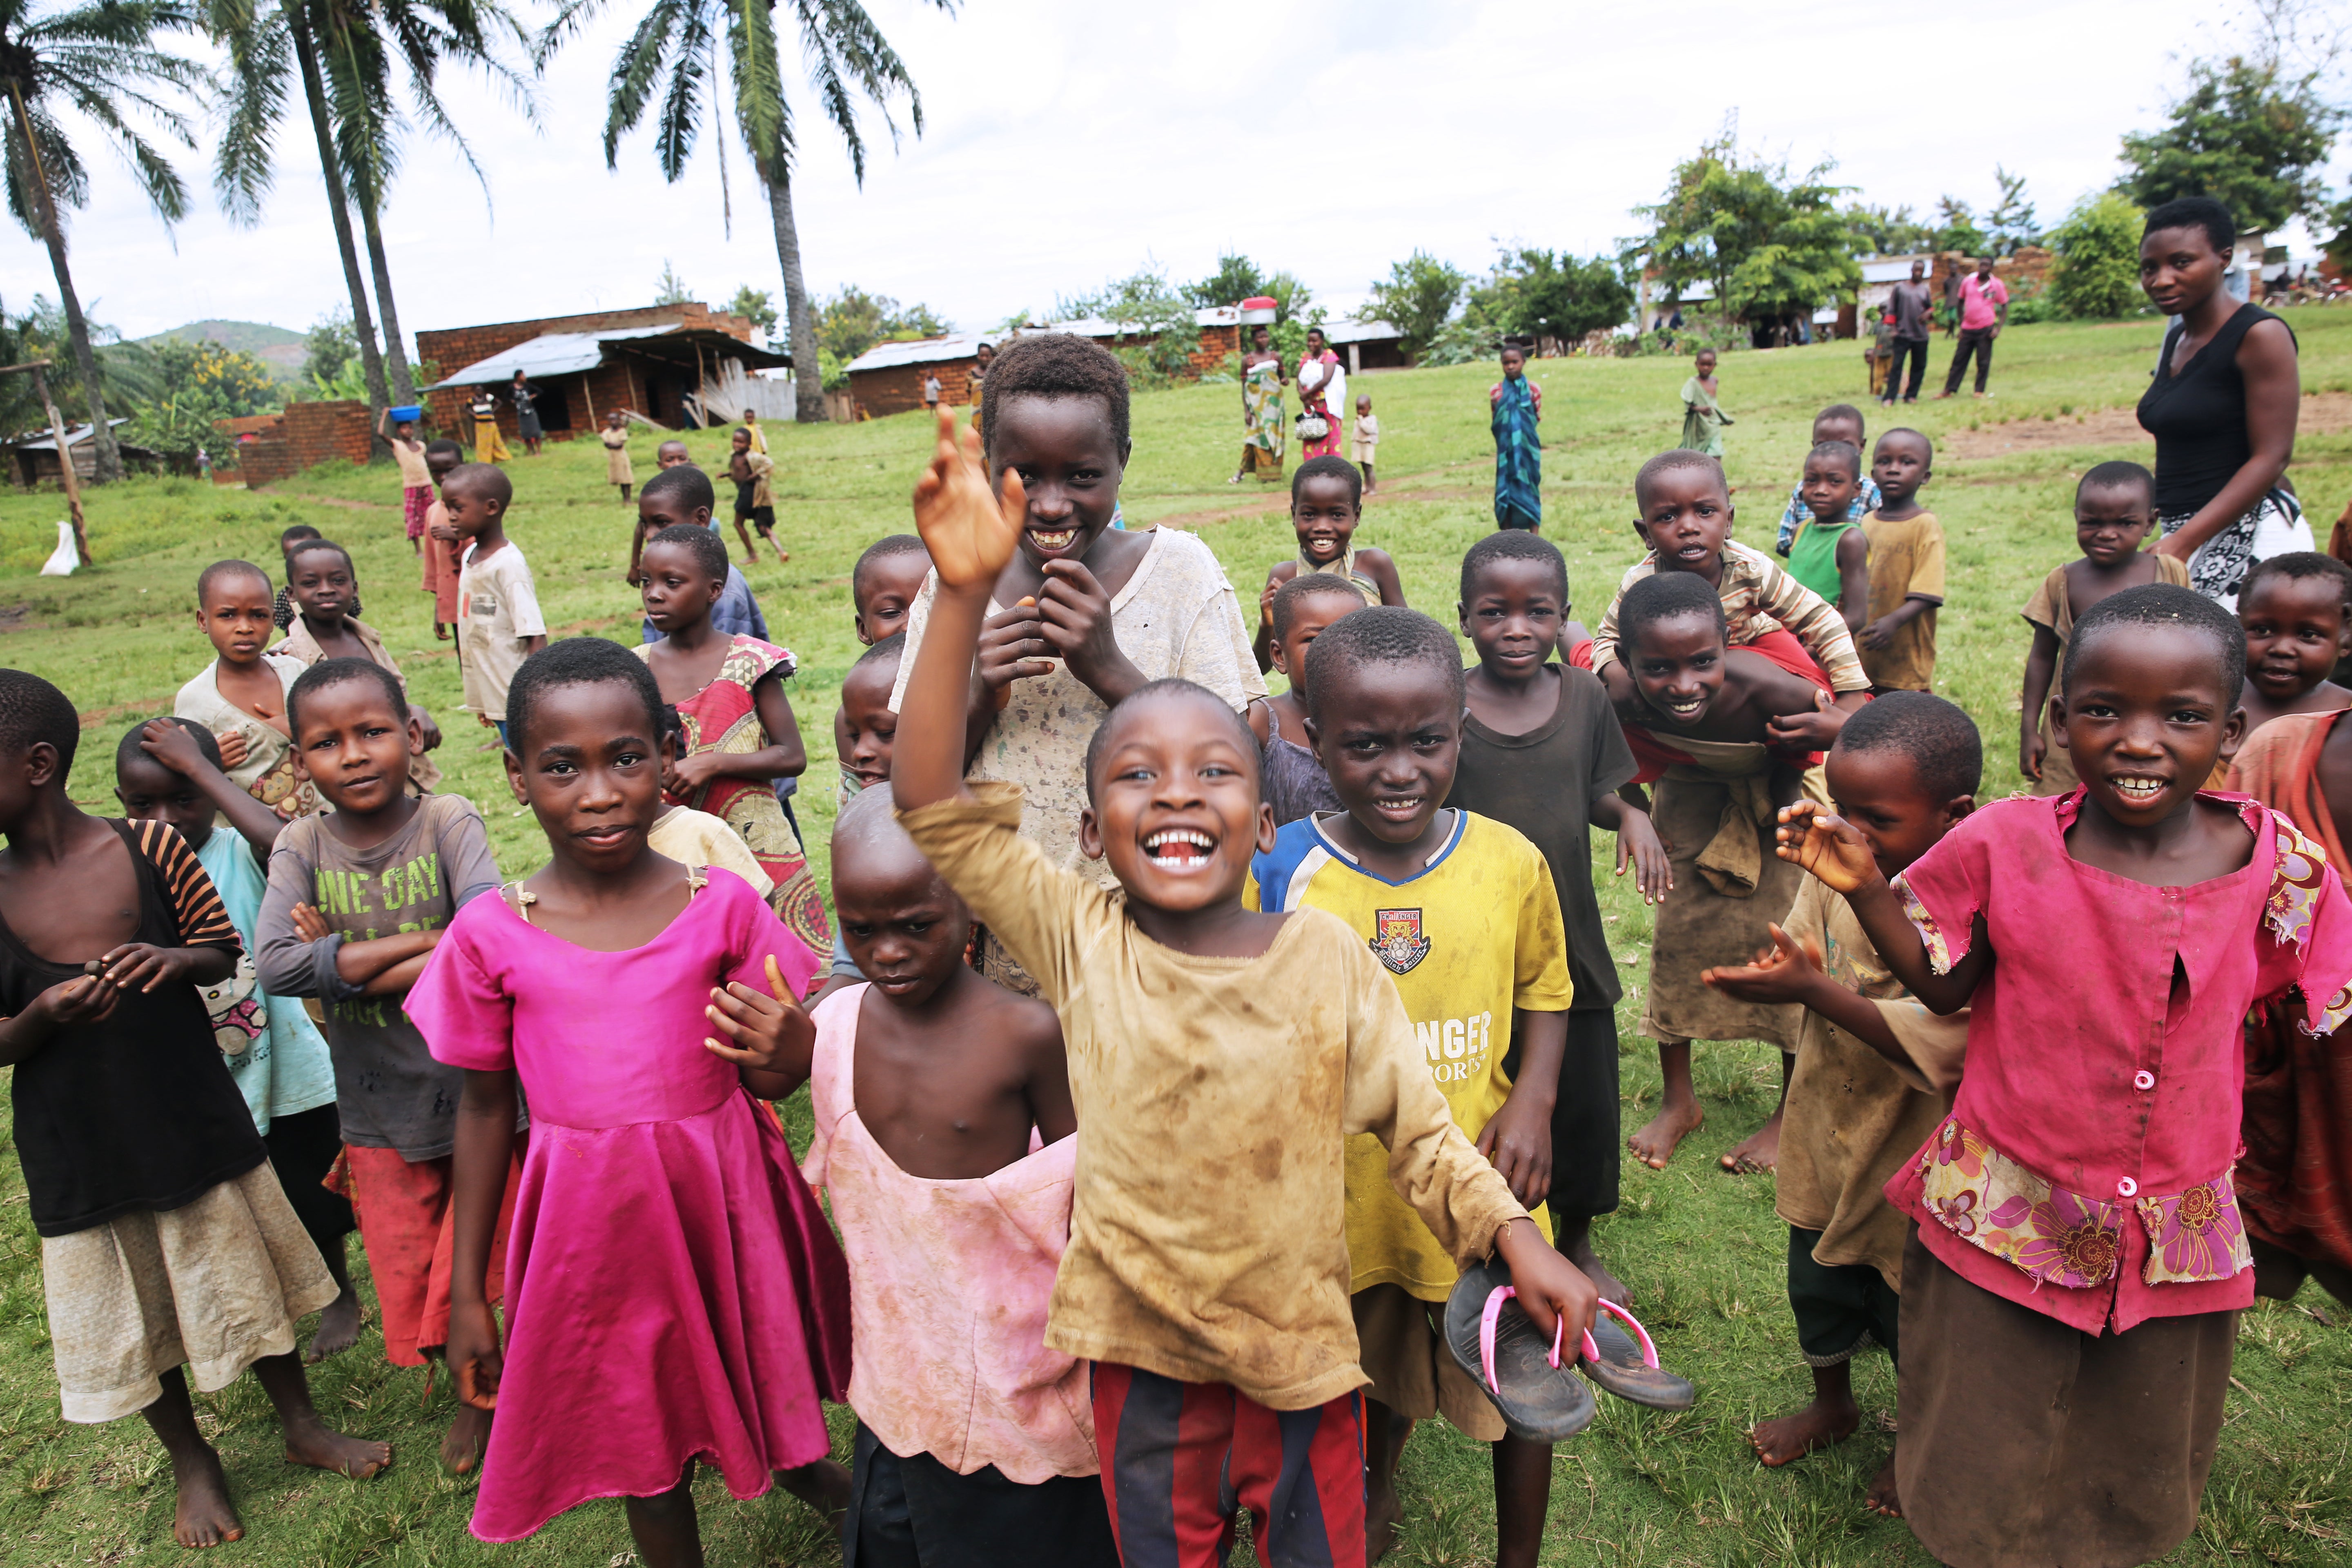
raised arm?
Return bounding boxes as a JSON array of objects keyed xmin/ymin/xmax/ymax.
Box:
[
  {"xmin": 896, "ymin": 408, "xmax": 1029, "ymax": 813},
  {"xmin": 1775, "ymin": 802, "xmax": 1990, "ymax": 1013},
  {"xmin": 140, "ymin": 718, "xmax": 284, "ymax": 861}
]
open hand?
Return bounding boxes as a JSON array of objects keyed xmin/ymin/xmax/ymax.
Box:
[
  {"xmin": 1614, "ymin": 811, "xmax": 1673, "ymax": 904},
  {"xmin": 912, "ymin": 407, "xmax": 1026, "ymax": 591},
  {"xmin": 215, "ymin": 729, "xmax": 252, "ymax": 770},
  {"xmin": 139, "ymin": 718, "xmax": 215, "ymax": 781},
  {"xmin": 1493, "ymin": 1216, "xmax": 1598, "ymax": 1347},
  {"xmin": 1775, "ymin": 800, "xmax": 1879, "ymax": 893},
  {"xmin": 1477, "ymin": 1095, "xmax": 1554, "ymax": 1208},
  {"xmin": 704, "ymin": 954, "xmax": 815, "ymax": 1076},
  {"xmin": 977, "ymin": 599, "xmax": 1054, "ymax": 690},
  {"xmin": 1701, "ymin": 923, "xmax": 1824, "ymax": 1005},
  {"xmin": 1764, "ymin": 689, "xmax": 1844, "ymax": 751}
]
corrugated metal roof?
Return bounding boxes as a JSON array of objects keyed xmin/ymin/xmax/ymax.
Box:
[
  {"xmin": 844, "ymin": 332, "xmax": 998, "ymax": 374},
  {"xmin": 1860, "ymin": 255, "xmax": 1934, "ymax": 283},
  {"xmin": 1319, "ymin": 316, "xmax": 1398, "ymax": 345},
  {"xmin": 431, "ymin": 326, "xmax": 678, "ymax": 387},
  {"xmin": 6, "ymin": 417, "xmax": 129, "ymax": 451}
]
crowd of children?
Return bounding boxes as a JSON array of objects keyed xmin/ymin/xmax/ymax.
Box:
[{"xmin": 6, "ymin": 325, "xmax": 2350, "ymax": 1568}]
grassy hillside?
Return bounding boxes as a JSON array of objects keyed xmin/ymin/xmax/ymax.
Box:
[
  {"xmin": 0, "ymin": 316, "xmax": 2349, "ymax": 1565},
  {"xmin": 133, "ymin": 321, "xmax": 309, "ymax": 382}
]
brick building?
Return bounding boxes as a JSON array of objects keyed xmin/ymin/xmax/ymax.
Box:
[
  {"xmin": 843, "ymin": 307, "xmax": 1249, "ymax": 419},
  {"xmin": 415, "ymin": 303, "xmax": 791, "ymax": 443},
  {"xmin": 209, "ymin": 401, "xmax": 373, "ymax": 486}
]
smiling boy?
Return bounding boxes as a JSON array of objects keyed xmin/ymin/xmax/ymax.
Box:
[
  {"xmin": 1252, "ymin": 454, "xmax": 1405, "ymax": 672},
  {"xmin": 2232, "ymin": 552, "xmax": 2352, "ymax": 744}
]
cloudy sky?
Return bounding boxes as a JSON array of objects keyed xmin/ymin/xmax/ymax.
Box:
[{"xmin": 3, "ymin": 0, "xmax": 2341, "ymax": 351}]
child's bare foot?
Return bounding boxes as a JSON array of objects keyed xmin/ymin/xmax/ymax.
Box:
[
  {"xmin": 440, "ymin": 1402, "xmax": 492, "ymax": 1474},
  {"xmin": 1630, "ymin": 1099, "xmax": 1703, "ymax": 1169},
  {"xmin": 1749, "ymin": 1393, "xmax": 1859, "ymax": 1467},
  {"xmin": 434, "ymin": 623, "xmax": 450, "ymax": 641},
  {"xmin": 169, "ymin": 1446, "xmax": 243, "ymax": 1548},
  {"xmin": 1721, "ymin": 1111, "xmax": 1782, "ymax": 1174},
  {"xmin": 304, "ymin": 1287, "xmax": 363, "ymax": 1363},
  {"xmin": 1864, "ymin": 1458, "xmax": 1902, "ymax": 1517},
  {"xmin": 282, "ymin": 1414, "xmax": 392, "ymax": 1480},
  {"xmin": 775, "ymin": 1456, "xmax": 850, "ymax": 1521},
  {"xmin": 1366, "ymin": 1484, "xmax": 1403, "ymax": 1564},
  {"xmin": 1565, "ymin": 1234, "xmax": 1632, "ymax": 1308}
]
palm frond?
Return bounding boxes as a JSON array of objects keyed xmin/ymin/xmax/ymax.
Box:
[{"xmin": 207, "ymin": 0, "xmax": 290, "ymax": 222}]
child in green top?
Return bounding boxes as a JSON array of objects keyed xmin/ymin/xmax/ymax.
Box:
[{"xmin": 1785, "ymin": 441, "xmax": 1869, "ymax": 633}]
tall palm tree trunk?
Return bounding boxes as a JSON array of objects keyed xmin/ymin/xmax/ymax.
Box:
[
  {"xmin": 7, "ymin": 87, "xmax": 120, "ymax": 481},
  {"xmin": 359, "ymin": 190, "xmax": 416, "ymax": 405},
  {"xmin": 764, "ymin": 170, "xmax": 823, "ymax": 423},
  {"xmin": 288, "ymin": 11, "xmax": 390, "ymax": 433}
]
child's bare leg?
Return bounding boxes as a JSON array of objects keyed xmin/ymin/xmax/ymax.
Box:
[
  {"xmin": 768, "ymin": 530, "xmax": 790, "ymax": 565},
  {"xmin": 304, "ymin": 1235, "xmax": 363, "ymax": 1363},
  {"xmin": 1630, "ymin": 1040, "xmax": 1703, "ymax": 1168},
  {"xmin": 1364, "ymin": 1397, "xmax": 1412, "ymax": 1564},
  {"xmin": 733, "ymin": 520, "xmax": 758, "ymax": 564},
  {"xmin": 621, "ymin": 484, "xmax": 633, "ymax": 503},
  {"xmin": 624, "ymin": 1462, "xmax": 704, "ymax": 1568},
  {"xmin": 141, "ymin": 1367, "xmax": 242, "ymax": 1548},
  {"xmin": 1721, "ymin": 1051, "xmax": 1794, "ymax": 1175},
  {"xmin": 1750, "ymin": 1359, "xmax": 1859, "ymax": 1466},
  {"xmin": 439, "ymin": 1390, "xmax": 493, "ymax": 1475},
  {"xmin": 249, "ymin": 1352, "xmax": 392, "ymax": 1479},
  {"xmin": 1866, "ymin": 1455, "xmax": 1902, "ymax": 1517},
  {"xmin": 1493, "ymin": 1433, "xmax": 1553, "ymax": 1568},
  {"xmin": 1556, "ymin": 1215, "xmax": 1628, "ymax": 1307},
  {"xmin": 773, "ymin": 1455, "xmax": 851, "ymax": 1521},
  {"xmin": 1362, "ymin": 461, "xmax": 1376, "ymax": 492}
]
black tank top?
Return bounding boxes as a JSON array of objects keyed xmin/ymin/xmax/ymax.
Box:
[{"xmin": 2136, "ymin": 303, "xmax": 2294, "ymax": 516}]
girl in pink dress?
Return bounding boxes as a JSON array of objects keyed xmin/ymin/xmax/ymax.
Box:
[{"xmin": 406, "ymin": 637, "xmax": 850, "ymax": 1555}]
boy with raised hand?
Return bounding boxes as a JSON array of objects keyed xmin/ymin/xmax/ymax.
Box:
[
  {"xmin": 1703, "ymin": 693, "xmax": 1979, "ymax": 1519},
  {"xmin": 445, "ymin": 463, "xmax": 547, "ymax": 752},
  {"xmin": 893, "ymin": 408, "xmax": 1594, "ymax": 1568},
  {"xmin": 1856, "ymin": 430, "xmax": 1946, "ymax": 694},
  {"xmin": 1243, "ymin": 604, "xmax": 1579, "ymax": 1568},
  {"xmin": 1775, "ymin": 405, "xmax": 1882, "ymax": 557}
]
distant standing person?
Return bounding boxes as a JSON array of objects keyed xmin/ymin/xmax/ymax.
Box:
[
  {"xmin": 1938, "ymin": 258, "xmax": 2008, "ymax": 400},
  {"xmin": 600, "ymin": 410, "xmax": 634, "ymax": 502},
  {"xmin": 1231, "ymin": 323, "xmax": 1285, "ymax": 483},
  {"xmin": 1296, "ymin": 325, "xmax": 1345, "ymax": 459},
  {"xmin": 379, "ymin": 409, "xmax": 432, "ymax": 554},
  {"xmin": 1880, "ymin": 260, "xmax": 1933, "ymax": 405},
  {"xmin": 2138, "ymin": 196, "xmax": 2307, "ymax": 608},
  {"xmin": 1679, "ymin": 348, "xmax": 1731, "ymax": 457},
  {"xmin": 1351, "ymin": 392, "xmax": 1380, "ymax": 493},
  {"xmin": 468, "ymin": 387, "xmax": 509, "ymax": 463},
  {"xmin": 922, "ymin": 372, "xmax": 942, "ymax": 412},
  {"xmin": 509, "ymin": 371, "xmax": 543, "ymax": 457},
  {"xmin": 967, "ymin": 341, "xmax": 992, "ymax": 429},
  {"xmin": 742, "ymin": 408, "xmax": 768, "ymax": 455},
  {"xmin": 1490, "ymin": 344, "xmax": 1543, "ymax": 532}
]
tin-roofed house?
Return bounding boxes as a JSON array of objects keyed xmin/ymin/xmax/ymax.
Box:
[{"xmin": 842, "ymin": 308, "xmax": 1249, "ymax": 419}]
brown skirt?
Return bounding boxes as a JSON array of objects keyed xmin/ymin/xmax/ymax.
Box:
[
  {"xmin": 1639, "ymin": 766, "xmax": 1804, "ymax": 1048},
  {"xmin": 1896, "ymin": 1225, "xmax": 2235, "ymax": 1568}
]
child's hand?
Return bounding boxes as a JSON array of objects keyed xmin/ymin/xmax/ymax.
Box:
[
  {"xmin": 291, "ymin": 903, "xmax": 332, "ymax": 945},
  {"xmin": 1614, "ymin": 811, "xmax": 1673, "ymax": 904},
  {"xmin": 93, "ymin": 943, "xmax": 195, "ymax": 994},
  {"xmin": 1701, "ymin": 923, "xmax": 1825, "ymax": 1005},
  {"xmin": 668, "ymin": 751, "xmax": 722, "ymax": 794},
  {"xmin": 911, "ymin": 407, "xmax": 1026, "ymax": 592},
  {"xmin": 1763, "ymin": 689, "xmax": 1844, "ymax": 751},
  {"xmin": 1494, "ymin": 1216, "xmax": 1598, "ymax": 1347},
  {"xmin": 214, "ymin": 728, "xmax": 252, "ymax": 770},
  {"xmin": 446, "ymin": 1300, "xmax": 502, "ymax": 1411},
  {"xmin": 138, "ymin": 718, "xmax": 213, "ymax": 780},
  {"xmin": 1477, "ymin": 1096, "xmax": 1553, "ymax": 1208},
  {"xmin": 33, "ymin": 973, "xmax": 119, "ymax": 1029},
  {"xmin": 1860, "ymin": 615, "xmax": 1898, "ymax": 650},
  {"xmin": 1775, "ymin": 801, "xmax": 1880, "ymax": 893},
  {"xmin": 977, "ymin": 599, "xmax": 1053, "ymax": 691},
  {"xmin": 416, "ymin": 710, "xmax": 444, "ymax": 753},
  {"xmin": 704, "ymin": 954, "xmax": 815, "ymax": 1077},
  {"xmin": 1258, "ymin": 578, "xmax": 1278, "ymax": 628},
  {"xmin": 1037, "ymin": 562, "xmax": 1129, "ymax": 691},
  {"xmin": 430, "ymin": 523, "xmax": 460, "ymax": 543},
  {"xmin": 2019, "ymin": 726, "xmax": 2045, "ymax": 782}
]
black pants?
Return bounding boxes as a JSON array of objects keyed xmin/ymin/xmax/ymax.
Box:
[
  {"xmin": 845, "ymin": 1423, "xmax": 1118, "ymax": 1568},
  {"xmin": 1787, "ymin": 1226, "xmax": 1898, "ymax": 1367},
  {"xmin": 1503, "ymin": 1009, "xmax": 1620, "ymax": 1228},
  {"xmin": 1881, "ymin": 336, "xmax": 1929, "ymax": 402},
  {"xmin": 1944, "ymin": 327, "xmax": 1994, "ymax": 394},
  {"xmin": 262, "ymin": 1102, "xmax": 356, "ymax": 1258}
]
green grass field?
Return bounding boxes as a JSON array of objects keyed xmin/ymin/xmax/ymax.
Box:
[{"xmin": 4, "ymin": 315, "xmax": 2352, "ymax": 1566}]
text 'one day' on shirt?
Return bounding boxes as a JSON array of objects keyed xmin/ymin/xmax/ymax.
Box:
[
  {"xmin": 1444, "ymin": 665, "xmax": 1635, "ymax": 1013},
  {"xmin": 1249, "ymin": 810, "xmax": 1572, "ymax": 1299},
  {"xmin": 457, "ymin": 541, "xmax": 546, "ymax": 720},
  {"xmin": 255, "ymin": 794, "xmax": 503, "ymax": 1160},
  {"xmin": 898, "ymin": 784, "xmax": 1528, "ymax": 1411}
]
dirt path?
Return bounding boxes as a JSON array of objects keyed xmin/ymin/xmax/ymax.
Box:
[{"xmin": 1939, "ymin": 391, "xmax": 2352, "ymax": 462}]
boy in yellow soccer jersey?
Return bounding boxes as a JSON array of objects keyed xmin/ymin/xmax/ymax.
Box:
[{"xmin": 1247, "ymin": 608, "xmax": 1574, "ymax": 1568}]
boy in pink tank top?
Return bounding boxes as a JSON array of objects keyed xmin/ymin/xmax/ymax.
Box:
[{"xmin": 800, "ymin": 785, "xmax": 1111, "ymax": 1568}]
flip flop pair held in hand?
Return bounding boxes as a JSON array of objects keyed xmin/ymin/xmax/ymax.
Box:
[{"xmin": 1445, "ymin": 1259, "xmax": 1694, "ymax": 1442}]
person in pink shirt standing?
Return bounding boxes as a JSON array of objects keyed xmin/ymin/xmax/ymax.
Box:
[
  {"xmin": 1777, "ymin": 581, "xmax": 2352, "ymax": 1567},
  {"xmin": 802, "ymin": 786, "xmax": 1114, "ymax": 1567},
  {"xmin": 1938, "ymin": 258, "xmax": 2009, "ymax": 400}
]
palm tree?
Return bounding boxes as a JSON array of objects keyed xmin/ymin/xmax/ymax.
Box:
[
  {"xmin": 0, "ymin": 0, "xmax": 208, "ymax": 481},
  {"xmin": 541, "ymin": 0, "xmax": 951, "ymax": 422}
]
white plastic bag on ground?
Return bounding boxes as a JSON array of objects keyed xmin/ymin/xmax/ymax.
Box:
[{"xmin": 39, "ymin": 520, "xmax": 77, "ymax": 577}]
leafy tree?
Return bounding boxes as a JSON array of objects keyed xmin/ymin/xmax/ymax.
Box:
[
  {"xmin": 1365, "ymin": 251, "xmax": 1466, "ymax": 363},
  {"xmin": 1844, "ymin": 203, "xmax": 1932, "ymax": 256},
  {"xmin": 1628, "ymin": 127, "xmax": 1862, "ymax": 323},
  {"xmin": 0, "ymin": 0, "xmax": 209, "ymax": 481},
  {"xmin": 1464, "ymin": 248, "xmax": 1633, "ymax": 344},
  {"xmin": 302, "ymin": 308, "xmax": 356, "ymax": 385},
  {"xmin": 2047, "ymin": 191, "xmax": 2147, "ymax": 319},
  {"xmin": 729, "ymin": 284, "xmax": 777, "ymax": 337},
  {"xmin": 2118, "ymin": 53, "xmax": 2342, "ymax": 233},
  {"xmin": 117, "ymin": 335, "xmax": 280, "ymax": 469},
  {"xmin": 1059, "ymin": 268, "xmax": 1199, "ymax": 385},
  {"xmin": 1986, "ymin": 166, "xmax": 2038, "ymax": 255},
  {"xmin": 654, "ymin": 260, "xmax": 693, "ymax": 305},
  {"xmin": 1184, "ymin": 253, "xmax": 1262, "ymax": 308},
  {"xmin": 813, "ymin": 286, "xmax": 946, "ymax": 363},
  {"xmin": 1931, "ymin": 196, "xmax": 1990, "ymax": 257},
  {"xmin": 547, "ymin": 0, "xmax": 952, "ymax": 422}
]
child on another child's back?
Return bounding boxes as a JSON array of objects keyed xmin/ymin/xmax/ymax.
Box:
[
  {"xmin": 2018, "ymin": 461, "xmax": 2188, "ymax": 794},
  {"xmin": 805, "ymin": 787, "xmax": 1114, "ymax": 1568},
  {"xmin": 1856, "ymin": 431, "xmax": 1945, "ymax": 694},
  {"xmin": 446, "ymin": 463, "xmax": 547, "ymax": 751},
  {"xmin": 177, "ymin": 559, "xmax": 318, "ymax": 820},
  {"xmin": 1784, "ymin": 442, "xmax": 1869, "ymax": 633},
  {"xmin": 1776, "ymin": 405, "xmax": 1882, "ymax": 557},
  {"xmin": 1259, "ymin": 572, "xmax": 1367, "ymax": 825},
  {"xmin": 0, "ymin": 669, "xmax": 389, "ymax": 1548}
]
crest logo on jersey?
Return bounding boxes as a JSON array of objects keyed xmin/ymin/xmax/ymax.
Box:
[{"xmin": 1371, "ymin": 907, "xmax": 1430, "ymax": 975}]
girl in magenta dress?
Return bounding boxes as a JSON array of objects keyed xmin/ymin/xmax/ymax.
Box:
[{"xmin": 405, "ymin": 637, "xmax": 848, "ymax": 1551}]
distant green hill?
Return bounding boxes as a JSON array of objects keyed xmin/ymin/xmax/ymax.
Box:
[{"xmin": 135, "ymin": 319, "xmax": 308, "ymax": 381}]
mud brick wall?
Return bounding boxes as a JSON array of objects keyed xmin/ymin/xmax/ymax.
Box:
[{"xmin": 284, "ymin": 401, "xmax": 372, "ymax": 469}]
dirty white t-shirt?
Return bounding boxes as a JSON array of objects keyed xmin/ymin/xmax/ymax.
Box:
[
  {"xmin": 891, "ymin": 526, "xmax": 1266, "ymax": 886},
  {"xmin": 457, "ymin": 540, "xmax": 546, "ymax": 721}
]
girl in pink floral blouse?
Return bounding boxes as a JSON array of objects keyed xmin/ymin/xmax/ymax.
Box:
[{"xmin": 1779, "ymin": 583, "xmax": 2352, "ymax": 1567}]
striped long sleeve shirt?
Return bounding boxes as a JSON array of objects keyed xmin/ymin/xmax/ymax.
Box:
[{"xmin": 1589, "ymin": 539, "xmax": 1871, "ymax": 695}]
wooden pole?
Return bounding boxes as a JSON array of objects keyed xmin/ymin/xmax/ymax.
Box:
[{"xmin": 0, "ymin": 359, "xmax": 88, "ymax": 565}]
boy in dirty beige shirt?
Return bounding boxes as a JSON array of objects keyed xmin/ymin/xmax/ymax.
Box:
[{"xmin": 893, "ymin": 407, "xmax": 1597, "ymax": 1568}]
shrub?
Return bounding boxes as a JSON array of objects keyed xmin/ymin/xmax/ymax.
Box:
[
  {"xmin": 2047, "ymin": 192, "xmax": 2147, "ymax": 320},
  {"xmin": 1366, "ymin": 251, "xmax": 1468, "ymax": 363}
]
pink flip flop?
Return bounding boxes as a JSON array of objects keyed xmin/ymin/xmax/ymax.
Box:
[
  {"xmin": 1442, "ymin": 1259, "xmax": 1595, "ymax": 1442},
  {"xmin": 1576, "ymin": 1299, "xmax": 1695, "ymax": 1409}
]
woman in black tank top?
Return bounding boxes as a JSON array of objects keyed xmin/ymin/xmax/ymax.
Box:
[{"xmin": 2135, "ymin": 196, "xmax": 2304, "ymax": 607}]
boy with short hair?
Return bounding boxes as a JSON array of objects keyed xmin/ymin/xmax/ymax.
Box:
[
  {"xmin": 923, "ymin": 371, "xmax": 942, "ymax": 411},
  {"xmin": 1775, "ymin": 405, "xmax": 1882, "ymax": 557},
  {"xmin": 1246, "ymin": 605, "xmax": 1579, "ymax": 1568},
  {"xmin": 803, "ymin": 787, "xmax": 1114, "ymax": 1568},
  {"xmin": 1703, "ymin": 693, "xmax": 1979, "ymax": 1518},
  {"xmin": 627, "ymin": 464, "xmax": 770, "ymax": 643},
  {"xmin": 2234, "ymin": 551, "xmax": 2352, "ymax": 741},
  {"xmin": 272, "ymin": 524, "xmax": 359, "ymax": 632},
  {"xmin": 1448, "ymin": 532, "xmax": 1668, "ymax": 1306},
  {"xmin": 894, "ymin": 409, "xmax": 1595, "ymax": 1568},
  {"xmin": 275, "ymin": 537, "xmax": 445, "ymax": 793},
  {"xmin": 0, "ymin": 669, "xmax": 389, "ymax": 1547},
  {"xmin": 815, "ymin": 635, "xmax": 907, "ymax": 998},
  {"xmin": 1784, "ymin": 441, "xmax": 1870, "ymax": 632},
  {"xmin": 728, "ymin": 426, "xmax": 787, "ymax": 565},
  {"xmin": 1260, "ymin": 572, "xmax": 1367, "ymax": 825},
  {"xmin": 1253, "ymin": 453, "xmax": 1404, "ymax": 672},
  {"xmin": 1351, "ymin": 391, "xmax": 1379, "ymax": 492},
  {"xmin": 1857, "ymin": 430, "xmax": 1945, "ymax": 693},
  {"xmin": 656, "ymin": 437, "xmax": 693, "ymax": 469},
  {"xmin": 854, "ymin": 534, "xmax": 933, "ymax": 646},
  {"xmin": 444, "ymin": 463, "xmax": 547, "ymax": 751},
  {"xmin": 177, "ymin": 559, "xmax": 319, "ymax": 820}
]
